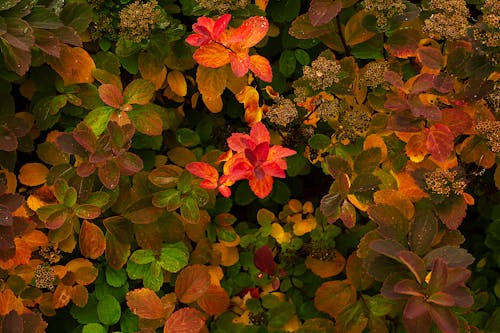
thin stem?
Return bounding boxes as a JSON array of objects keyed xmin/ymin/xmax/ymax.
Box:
[{"xmin": 336, "ymin": 16, "xmax": 350, "ymax": 57}]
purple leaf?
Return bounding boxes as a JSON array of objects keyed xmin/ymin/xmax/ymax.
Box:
[
  {"xmin": 427, "ymin": 291, "xmax": 455, "ymax": 307},
  {"xmin": 403, "ymin": 296, "xmax": 432, "ymax": 333},
  {"xmin": 410, "ymin": 73, "xmax": 435, "ymax": 94},
  {"xmin": 309, "ymin": 0, "xmax": 342, "ymax": 27},
  {"xmin": 428, "ymin": 306, "xmax": 459, "ymax": 333},
  {"xmin": 396, "ymin": 250, "xmax": 426, "ymax": 284},
  {"xmin": 393, "ymin": 279, "xmax": 424, "ymax": 297},
  {"xmin": 254, "ymin": 246, "xmax": 277, "ymax": 275},
  {"xmin": 118, "ymin": 152, "xmax": 144, "ymax": 176}
]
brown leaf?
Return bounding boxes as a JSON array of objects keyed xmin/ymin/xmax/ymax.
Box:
[
  {"xmin": 196, "ymin": 284, "xmax": 230, "ymax": 316},
  {"xmin": 126, "ymin": 288, "xmax": 166, "ymax": 320},
  {"xmin": 314, "ymin": 280, "xmax": 357, "ymax": 318},
  {"xmin": 175, "ymin": 264, "xmax": 211, "ymax": 304},
  {"xmin": 163, "ymin": 308, "xmax": 205, "ymax": 333},
  {"xmin": 18, "ymin": 163, "xmax": 49, "ymax": 186},
  {"xmin": 79, "ymin": 220, "xmax": 106, "ymax": 259},
  {"xmin": 47, "ymin": 45, "xmax": 95, "ymax": 86}
]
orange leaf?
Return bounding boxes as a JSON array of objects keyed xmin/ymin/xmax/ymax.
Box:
[
  {"xmin": 405, "ymin": 132, "xmax": 428, "ymax": 163},
  {"xmin": 0, "ymin": 288, "xmax": 25, "ymax": 315},
  {"xmin": 193, "ymin": 44, "xmax": 230, "ymax": 69},
  {"xmin": 196, "ymin": 284, "xmax": 230, "ymax": 316},
  {"xmin": 345, "ymin": 253, "xmax": 374, "ymax": 291},
  {"xmin": 79, "ymin": 220, "xmax": 106, "ymax": 259},
  {"xmin": 363, "ymin": 134, "xmax": 388, "ymax": 162},
  {"xmin": 202, "ymin": 94, "xmax": 223, "ymax": 113},
  {"xmin": 314, "ymin": 280, "xmax": 357, "ymax": 318},
  {"xmin": 126, "ymin": 288, "xmax": 166, "ymax": 320},
  {"xmin": 212, "ymin": 243, "xmax": 239, "ymax": 266},
  {"xmin": 139, "ymin": 52, "xmax": 167, "ymax": 90},
  {"xmin": 0, "ymin": 238, "xmax": 32, "ymax": 270},
  {"xmin": 305, "ymin": 251, "xmax": 345, "ymax": 278},
  {"xmin": 249, "ymin": 55, "xmax": 272, "ymax": 82},
  {"xmin": 53, "ymin": 284, "xmax": 73, "ymax": 309},
  {"xmin": 175, "ymin": 264, "xmax": 211, "ymax": 304},
  {"xmin": 70, "ymin": 284, "xmax": 89, "ymax": 307},
  {"xmin": 18, "ymin": 163, "xmax": 49, "ymax": 186},
  {"xmin": 394, "ymin": 171, "xmax": 429, "ymax": 202},
  {"xmin": 167, "ymin": 70, "xmax": 187, "ymax": 97},
  {"xmin": 0, "ymin": 168, "xmax": 17, "ymax": 193},
  {"xmin": 196, "ymin": 66, "xmax": 227, "ymax": 97},
  {"xmin": 374, "ymin": 189, "xmax": 415, "ymax": 220},
  {"xmin": 163, "ymin": 308, "xmax": 205, "ymax": 333},
  {"xmin": 65, "ymin": 258, "xmax": 98, "ymax": 285},
  {"xmin": 48, "ymin": 45, "xmax": 95, "ymax": 86}
]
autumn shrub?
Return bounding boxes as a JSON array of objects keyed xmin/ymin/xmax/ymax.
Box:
[{"xmin": 0, "ymin": 0, "xmax": 499, "ymax": 332}]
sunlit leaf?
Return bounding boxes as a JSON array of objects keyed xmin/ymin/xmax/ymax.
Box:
[
  {"xmin": 167, "ymin": 70, "xmax": 187, "ymax": 97},
  {"xmin": 123, "ymin": 79, "xmax": 155, "ymax": 105},
  {"xmin": 18, "ymin": 162, "xmax": 49, "ymax": 186}
]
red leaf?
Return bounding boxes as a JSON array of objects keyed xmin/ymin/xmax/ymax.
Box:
[
  {"xmin": 175, "ymin": 264, "xmax": 211, "ymax": 304},
  {"xmin": 403, "ymin": 296, "xmax": 432, "ymax": 333},
  {"xmin": 253, "ymin": 245, "xmax": 277, "ymax": 275},
  {"xmin": 426, "ymin": 124, "xmax": 454, "ymax": 162},
  {"xmin": 185, "ymin": 162, "xmax": 219, "ymax": 189},
  {"xmin": 229, "ymin": 52, "xmax": 250, "ymax": 77},
  {"xmin": 227, "ymin": 16, "xmax": 269, "ymax": 49},
  {"xmin": 384, "ymin": 29, "xmax": 420, "ymax": 59},
  {"xmin": 249, "ymin": 174, "xmax": 274, "ymax": 199},
  {"xmin": 79, "ymin": 220, "xmax": 106, "ymax": 259},
  {"xmin": 196, "ymin": 285, "xmax": 230, "ymax": 316},
  {"xmin": 163, "ymin": 308, "xmax": 205, "ymax": 333},
  {"xmin": 98, "ymin": 84, "xmax": 123, "ymax": 109},
  {"xmin": 126, "ymin": 288, "xmax": 165, "ymax": 320},
  {"xmin": 435, "ymin": 195, "xmax": 467, "ymax": 230},
  {"xmin": 440, "ymin": 109, "xmax": 472, "ymax": 137},
  {"xmin": 309, "ymin": 0, "xmax": 342, "ymax": 27},
  {"xmin": 428, "ymin": 306, "xmax": 459, "ymax": 333},
  {"xmin": 416, "ymin": 47, "xmax": 444, "ymax": 70}
]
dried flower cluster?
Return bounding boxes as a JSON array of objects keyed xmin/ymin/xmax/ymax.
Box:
[
  {"xmin": 34, "ymin": 263, "xmax": 55, "ymax": 291},
  {"xmin": 315, "ymin": 98, "xmax": 340, "ymax": 122},
  {"xmin": 89, "ymin": 15, "xmax": 116, "ymax": 41},
  {"xmin": 423, "ymin": 0, "xmax": 470, "ymax": 40},
  {"xmin": 473, "ymin": 0, "xmax": 500, "ymax": 48},
  {"xmin": 197, "ymin": 0, "xmax": 250, "ymax": 12},
  {"xmin": 362, "ymin": 0, "xmax": 406, "ymax": 31},
  {"xmin": 303, "ymin": 57, "xmax": 341, "ymax": 91},
  {"xmin": 266, "ymin": 97, "xmax": 298, "ymax": 127},
  {"xmin": 424, "ymin": 169, "xmax": 467, "ymax": 196},
  {"xmin": 486, "ymin": 84, "xmax": 500, "ymax": 114},
  {"xmin": 361, "ymin": 61, "xmax": 390, "ymax": 87},
  {"xmin": 38, "ymin": 245, "xmax": 62, "ymax": 264},
  {"xmin": 335, "ymin": 102, "xmax": 371, "ymax": 143},
  {"xmin": 119, "ymin": 0, "xmax": 162, "ymax": 43},
  {"xmin": 475, "ymin": 120, "xmax": 500, "ymax": 153}
]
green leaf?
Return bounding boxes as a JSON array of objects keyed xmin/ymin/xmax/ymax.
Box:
[
  {"xmin": 126, "ymin": 261, "xmax": 148, "ymax": 280},
  {"xmin": 177, "ymin": 128, "xmax": 201, "ymax": 147},
  {"xmin": 63, "ymin": 187, "xmax": 77, "ymax": 207},
  {"xmin": 144, "ymin": 260, "xmax": 163, "ymax": 291},
  {"xmin": 152, "ymin": 189, "xmax": 182, "ymax": 211},
  {"xmin": 270, "ymin": 0, "xmax": 301, "ymax": 22},
  {"xmin": 123, "ymin": 79, "xmax": 155, "ymax": 105},
  {"xmin": 279, "ymin": 50, "xmax": 297, "ymax": 77},
  {"xmin": 127, "ymin": 104, "xmax": 163, "ymax": 136},
  {"xmin": 270, "ymin": 180, "xmax": 290, "ymax": 205},
  {"xmin": 180, "ymin": 196, "xmax": 199, "ymax": 224},
  {"xmin": 60, "ymin": 2, "xmax": 93, "ymax": 33},
  {"xmin": 97, "ymin": 295, "xmax": 121, "ymax": 325},
  {"xmin": 159, "ymin": 242, "xmax": 189, "ymax": 273},
  {"xmin": 82, "ymin": 323, "xmax": 107, "ymax": 333},
  {"xmin": 295, "ymin": 49, "xmax": 310, "ymax": 65},
  {"xmin": 129, "ymin": 249, "xmax": 156, "ymax": 265},
  {"xmin": 0, "ymin": 0, "xmax": 21, "ymax": 11},
  {"xmin": 308, "ymin": 134, "xmax": 331, "ymax": 150},
  {"xmin": 177, "ymin": 171, "xmax": 193, "ymax": 194},
  {"xmin": 234, "ymin": 181, "xmax": 256, "ymax": 206},
  {"xmin": 70, "ymin": 295, "xmax": 99, "ymax": 324},
  {"xmin": 120, "ymin": 309, "xmax": 139, "ymax": 333},
  {"xmin": 105, "ymin": 266, "xmax": 128, "ymax": 288},
  {"xmin": 84, "ymin": 106, "xmax": 114, "ymax": 136}
]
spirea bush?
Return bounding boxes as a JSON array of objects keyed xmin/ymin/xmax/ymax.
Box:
[{"xmin": 0, "ymin": 0, "xmax": 499, "ymax": 332}]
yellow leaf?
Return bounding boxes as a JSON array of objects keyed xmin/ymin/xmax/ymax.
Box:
[
  {"xmin": 197, "ymin": 66, "xmax": 227, "ymax": 97},
  {"xmin": 293, "ymin": 217, "xmax": 317, "ymax": 236},
  {"xmin": 18, "ymin": 163, "xmax": 49, "ymax": 186},
  {"xmin": 283, "ymin": 315, "xmax": 301, "ymax": 332},
  {"xmin": 344, "ymin": 10, "xmax": 376, "ymax": 46},
  {"xmin": 207, "ymin": 265, "xmax": 224, "ymax": 286},
  {"xmin": 167, "ymin": 70, "xmax": 187, "ymax": 97},
  {"xmin": 270, "ymin": 223, "xmax": 291, "ymax": 244},
  {"xmin": 138, "ymin": 52, "xmax": 167, "ymax": 90},
  {"xmin": 374, "ymin": 189, "xmax": 415, "ymax": 220}
]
